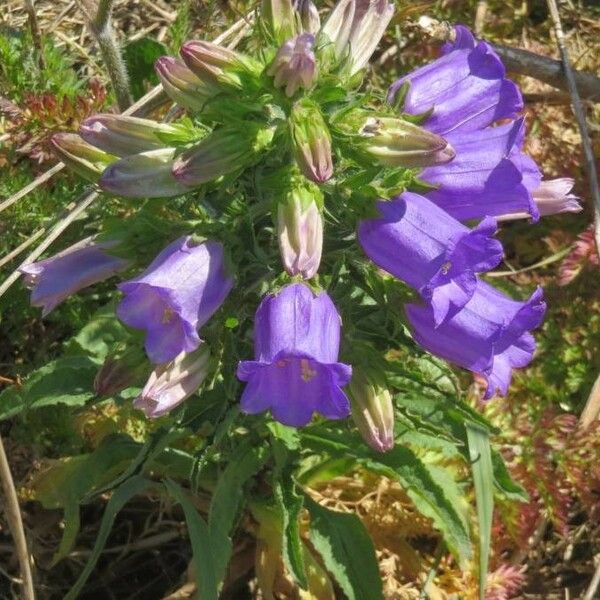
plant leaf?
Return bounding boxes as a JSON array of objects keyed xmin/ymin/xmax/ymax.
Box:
[{"xmin": 305, "ymin": 496, "xmax": 383, "ymax": 600}]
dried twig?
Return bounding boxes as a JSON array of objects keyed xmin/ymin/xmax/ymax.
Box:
[
  {"xmin": 582, "ymin": 554, "xmax": 600, "ymax": 600},
  {"xmin": 545, "ymin": 0, "xmax": 600, "ymax": 257},
  {"xmin": 0, "ymin": 163, "xmax": 65, "ymax": 214},
  {"xmin": 23, "ymin": 0, "xmax": 45, "ymax": 70},
  {"xmin": 0, "ymin": 435, "xmax": 35, "ymax": 600}
]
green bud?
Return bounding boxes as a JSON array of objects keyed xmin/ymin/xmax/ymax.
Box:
[
  {"xmin": 261, "ymin": 0, "xmax": 297, "ymax": 44},
  {"xmin": 50, "ymin": 133, "xmax": 117, "ymax": 182}
]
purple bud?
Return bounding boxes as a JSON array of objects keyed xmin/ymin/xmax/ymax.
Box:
[
  {"xmin": 117, "ymin": 236, "xmax": 233, "ymax": 364},
  {"xmin": 290, "ymin": 101, "xmax": 333, "ymax": 183},
  {"xmin": 134, "ymin": 346, "xmax": 211, "ymax": 418},
  {"xmin": 348, "ymin": 369, "xmax": 394, "ymax": 453},
  {"xmin": 277, "ymin": 180, "xmax": 323, "ymax": 279},
  {"xmin": 19, "ymin": 237, "xmax": 130, "ymax": 316},
  {"xmin": 50, "ymin": 133, "xmax": 116, "ymax": 182},
  {"xmin": 237, "ymin": 283, "xmax": 352, "ymax": 426},
  {"xmin": 100, "ymin": 147, "xmax": 191, "ymax": 198},
  {"xmin": 354, "ymin": 114, "xmax": 455, "ymax": 168},
  {"xmin": 94, "ymin": 347, "xmax": 148, "ymax": 397},
  {"xmin": 406, "ymin": 281, "xmax": 546, "ymax": 400},
  {"xmin": 155, "ymin": 56, "xmax": 212, "ymax": 112},
  {"xmin": 346, "ymin": 0, "xmax": 394, "ymax": 74},
  {"xmin": 294, "ymin": 0, "xmax": 321, "ymax": 33},
  {"xmin": 180, "ymin": 41, "xmax": 249, "ymax": 89},
  {"xmin": 267, "ymin": 33, "xmax": 317, "ymax": 97},
  {"xmin": 359, "ymin": 192, "xmax": 503, "ymax": 325},
  {"xmin": 80, "ymin": 114, "xmax": 188, "ymax": 157}
]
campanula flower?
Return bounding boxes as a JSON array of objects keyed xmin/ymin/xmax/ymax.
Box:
[
  {"xmin": 237, "ymin": 283, "xmax": 352, "ymax": 426},
  {"xmin": 267, "ymin": 33, "xmax": 317, "ymax": 97}
]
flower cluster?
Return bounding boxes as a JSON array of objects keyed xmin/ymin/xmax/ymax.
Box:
[{"xmin": 23, "ymin": 2, "xmax": 577, "ymax": 447}]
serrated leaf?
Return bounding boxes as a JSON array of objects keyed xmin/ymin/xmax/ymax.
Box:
[
  {"xmin": 305, "ymin": 497, "xmax": 383, "ymax": 600},
  {"xmin": 467, "ymin": 425, "xmax": 494, "ymax": 600},
  {"xmin": 64, "ymin": 475, "xmax": 155, "ymax": 600},
  {"xmin": 164, "ymin": 479, "xmax": 218, "ymax": 600}
]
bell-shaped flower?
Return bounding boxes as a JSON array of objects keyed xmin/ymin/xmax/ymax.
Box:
[
  {"xmin": 345, "ymin": 0, "xmax": 394, "ymax": 75},
  {"xmin": 261, "ymin": 0, "xmax": 297, "ymax": 44},
  {"xmin": 172, "ymin": 125, "xmax": 274, "ymax": 187},
  {"xmin": 155, "ymin": 57, "xmax": 213, "ymax": 112},
  {"xmin": 290, "ymin": 100, "xmax": 333, "ymax": 182},
  {"xmin": 267, "ymin": 33, "xmax": 317, "ymax": 97},
  {"xmin": 348, "ymin": 369, "xmax": 394, "ymax": 453},
  {"xmin": 421, "ymin": 118, "xmax": 541, "ymax": 221},
  {"xmin": 406, "ymin": 281, "xmax": 546, "ymax": 399},
  {"xmin": 388, "ymin": 25, "xmax": 522, "ymax": 136},
  {"xmin": 134, "ymin": 346, "xmax": 211, "ymax": 418},
  {"xmin": 20, "ymin": 237, "xmax": 130, "ymax": 316},
  {"xmin": 294, "ymin": 0, "xmax": 320, "ymax": 34},
  {"xmin": 237, "ymin": 283, "xmax": 352, "ymax": 426},
  {"xmin": 277, "ymin": 179, "xmax": 323, "ymax": 279},
  {"xmin": 358, "ymin": 192, "xmax": 503, "ymax": 325},
  {"xmin": 80, "ymin": 114, "xmax": 190, "ymax": 157},
  {"xmin": 117, "ymin": 236, "xmax": 233, "ymax": 364},
  {"xmin": 100, "ymin": 147, "xmax": 190, "ymax": 198},
  {"xmin": 50, "ymin": 133, "xmax": 116, "ymax": 182},
  {"xmin": 343, "ymin": 112, "xmax": 455, "ymax": 168}
]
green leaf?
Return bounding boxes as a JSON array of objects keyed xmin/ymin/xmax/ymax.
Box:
[
  {"xmin": 164, "ymin": 479, "xmax": 218, "ymax": 600},
  {"xmin": 274, "ymin": 473, "xmax": 308, "ymax": 589},
  {"xmin": 123, "ymin": 38, "xmax": 167, "ymax": 99},
  {"xmin": 0, "ymin": 356, "xmax": 99, "ymax": 420},
  {"xmin": 64, "ymin": 475, "xmax": 155, "ymax": 600},
  {"xmin": 491, "ymin": 450, "xmax": 528, "ymax": 502},
  {"xmin": 208, "ymin": 444, "xmax": 268, "ymax": 588},
  {"xmin": 466, "ymin": 425, "xmax": 494, "ymax": 600},
  {"xmin": 305, "ymin": 496, "xmax": 383, "ymax": 600},
  {"xmin": 361, "ymin": 446, "xmax": 472, "ymax": 565}
]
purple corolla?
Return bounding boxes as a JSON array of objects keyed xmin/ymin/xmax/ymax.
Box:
[
  {"xmin": 117, "ymin": 236, "xmax": 233, "ymax": 364},
  {"xmin": 406, "ymin": 281, "xmax": 546, "ymax": 399},
  {"xmin": 20, "ymin": 237, "xmax": 129, "ymax": 316},
  {"xmin": 358, "ymin": 192, "xmax": 503, "ymax": 325},
  {"xmin": 237, "ymin": 283, "xmax": 352, "ymax": 426}
]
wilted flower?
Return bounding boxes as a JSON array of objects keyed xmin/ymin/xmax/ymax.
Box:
[
  {"xmin": 155, "ymin": 57, "xmax": 212, "ymax": 112},
  {"xmin": 94, "ymin": 347, "xmax": 148, "ymax": 397},
  {"xmin": 358, "ymin": 192, "xmax": 503, "ymax": 325},
  {"xmin": 172, "ymin": 125, "xmax": 274, "ymax": 187},
  {"xmin": 348, "ymin": 369, "xmax": 394, "ymax": 453},
  {"xmin": 320, "ymin": 0, "xmax": 356, "ymax": 63},
  {"xmin": 558, "ymin": 224, "xmax": 599, "ymax": 286},
  {"xmin": 346, "ymin": 112, "xmax": 455, "ymax": 168},
  {"xmin": 134, "ymin": 346, "xmax": 211, "ymax": 418},
  {"xmin": 267, "ymin": 33, "xmax": 317, "ymax": 97},
  {"xmin": 117, "ymin": 236, "xmax": 233, "ymax": 364},
  {"xmin": 237, "ymin": 283, "xmax": 352, "ymax": 426},
  {"xmin": 290, "ymin": 100, "xmax": 333, "ymax": 182},
  {"xmin": 261, "ymin": 0, "xmax": 297, "ymax": 44},
  {"xmin": 406, "ymin": 281, "xmax": 546, "ymax": 399},
  {"xmin": 20, "ymin": 237, "xmax": 130, "ymax": 316},
  {"xmin": 50, "ymin": 133, "xmax": 116, "ymax": 182},
  {"xmin": 80, "ymin": 114, "xmax": 190, "ymax": 157},
  {"xmin": 294, "ymin": 0, "xmax": 320, "ymax": 34},
  {"xmin": 277, "ymin": 179, "xmax": 323, "ymax": 279},
  {"xmin": 100, "ymin": 147, "xmax": 190, "ymax": 198}
]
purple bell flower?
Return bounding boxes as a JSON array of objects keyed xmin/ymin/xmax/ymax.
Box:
[
  {"xmin": 358, "ymin": 192, "xmax": 503, "ymax": 325},
  {"xmin": 406, "ymin": 281, "xmax": 546, "ymax": 399},
  {"xmin": 20, "ymin": 237, "xmax": 129, "ymax": 316},
  {"xmin": 117, "ymin": 236, "xmax": 233, "ymax": 364},
  {"xmin": 388, "ymin": 26, "xmax": 522, "ymax": 136},
  {"xmin": 237, "ymin": 283, "xmax": 352, "ymax": 426},
  {"xmin": 267, "ymin": 33, "xmax": 317, "ymax": 97},
  {"xmin": 420, "ymin": 118, "xmax": 542, "ymax": 221}
]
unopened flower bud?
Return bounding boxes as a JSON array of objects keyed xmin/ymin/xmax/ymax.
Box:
[
  {"xmin": 349, "ymin": 369, "xmax": 394, "ymax": 453},
  {"xmin": 294, "ymin": 0, "xmax": 321, "ymax": 33},
  {"xmin": 341, "ymin": 112, "xmax": 455, "ymax": 168},
  {"xmin": 277, "ymin": 179, "xmax": 323, "ymax": 279},
  {"xmin": 173, "ymin": 125, "xmax": 274, "ymax": 187},
  {"xmin": 321, "ymin": 0, "xmax": 356, "ymax": 62},
  {"xmin": 261, "ymin": 0, "xmax": 297, "ymax": 43},
  {"xmin": 100, "ymin": 147, "xmax": 190, "ymax": 198},
  {"xmin": 50, "ymin": 133, "xmax": 116, "ymax": 182},
  {"xmin": 94, "ymin": 347, "xmax": 148, "ymax": 397},
  {"xmin": 134, "ymin": 346, "xmax": 211, "ymax": 418},
  {"xmin": 268, "ymin": 33, "xmax": 317, "ymax": 97},
  {"xmin": 290, "ymin": 100, "xmax": 333, "ymax": 183},
  {"xmin": 80, "ymin": 114, "xmax": 190, "ymax": 157},
  {"xmin": 155, "ymin": 56, "xmax": 212, "ymax": 112}
]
